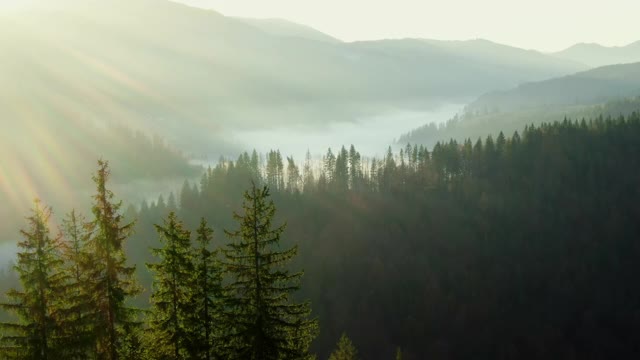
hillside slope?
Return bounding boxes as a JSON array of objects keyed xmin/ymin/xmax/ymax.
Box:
[
  {"xmin": 554, "ymin": 41, "xmax": 640, "ymax": 67},
  {"xmin": 0, "ymin": 0, "xmax": 586, "ymax": 147},
  {"xmin": 467, "ymin": 62, "xmax": 640, "ymax": 113}
]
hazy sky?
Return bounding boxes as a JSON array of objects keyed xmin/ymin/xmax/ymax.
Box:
[{"xmin": 175, "ymin": 0, "xmax": 639, "ymax": 52}]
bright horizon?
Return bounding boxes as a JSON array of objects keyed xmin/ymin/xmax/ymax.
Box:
[{"xmin": 175, "ymin": 0, "xmax": 640, "ymax": 52}]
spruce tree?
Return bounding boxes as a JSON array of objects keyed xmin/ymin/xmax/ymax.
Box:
[
  {"xmin": 86, "ymin": 160, "xmax": 141, "ymax": 360},
  {"xmin": 58, "ymin": 210, "xmax": 95, "ymax": 359},
  {"xmin": 147, "ymin": 211, "xmax": 195, "ymax": 360},
  {"xmin": 328, "ymin": 333, "xmax": 358, "ymax": 360},
  {"xmin": 0, "ymin": 201, "xmax": 65, "ymax": 360},
  {"xmin": 286, "ymin": 157, "xmax": 301, "ymax": 193},
  {"xmin": 185, "ymin": 218, "xmax": 223, "ymax": 360},
  {"xmin": 221, "ymin": 183, "xmax": 317, "ymax": 360}
]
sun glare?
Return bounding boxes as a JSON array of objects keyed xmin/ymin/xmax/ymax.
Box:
[{"xmin": 0, "ymin": 0, "xmax": 29, "ymax": 10}]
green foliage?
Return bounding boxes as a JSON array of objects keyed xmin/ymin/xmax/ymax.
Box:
[
  {"xmin": 5, "ymin": 111, "xmax": 640, "ymax": 359},
  {"xmin": 400, "ymin": 96, "xmax": 640, "ymax": 149},
  {"xmin": 87, "ymin": 160, "xmax": 142, "ymax": 360},
  {"xmin": 184, "ymin": 218, "xmax": 224, "ymax": 360},
  {"xmin": 221, "ymin": 183, "xmax": 318, "ymax": 360},
  {"xmin": 57, "ymin": 210, "xmax": 96, "ymax": 359},
  {"xmin": 147, "ymin": 212, "xmax": 195, "ymax": 360},
  {"xmin": 0, "ymin": 201, "xmax": 65, "ymax": 360},
  {"xmin": 328, "ymin": 334, "xmax": 358, "ymax": 360},
  {"xmin": 130, "ymin": 112, "xmax": 640, "ymax": 359}
]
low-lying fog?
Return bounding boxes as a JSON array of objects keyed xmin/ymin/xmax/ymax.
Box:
[
  {"xmin": 0, "ymin": 104, "xmax": 464, "ymax": 267},
  {"xmin": 202, "ymin": 103, "xmax": 463, "ymax": 163}
]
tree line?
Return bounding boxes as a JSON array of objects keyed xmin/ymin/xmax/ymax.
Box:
[{"xmin": 132, "ymin": 113, "xmax": 640, "ymax": 359}]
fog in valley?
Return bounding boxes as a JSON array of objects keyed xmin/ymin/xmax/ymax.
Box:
[{"xmin": 220, "ymin": 103, "xmax": 464, "ymax": 161}]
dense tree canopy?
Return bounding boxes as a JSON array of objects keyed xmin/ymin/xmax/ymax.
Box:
[
  {"xmin": 2, "ymin": 113, "xmax": 640, "ymax": 359},
  {"xmin": 131, "ymin": 113, "xmax": 640, "ymax": 359}
]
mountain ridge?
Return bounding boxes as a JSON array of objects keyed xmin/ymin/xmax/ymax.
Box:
[
  {"xmin": 553, "ymin": 40, "xmax": 640, "ymax": 67},
  {"xmin": 468, "ymin": 62, "xmax": 640, "ymax": 112}
]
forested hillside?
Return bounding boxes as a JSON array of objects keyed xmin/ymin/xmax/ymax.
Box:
[
  {"xmin": 399, "ymin": 96, "xmax": 640, "ymax": 147},
  {"xmin": 112, "ymin": 115, "xmax": 640, "ymax": 358},
  {"xmin": 0, "ymin": 123, "xmax": 199, "ymax": 244},
  {"xmin": 2, "ymin": 114, "xmax": 640, "ymax": 359},
  {"xmin": 468, "ymin": 62, "xmax": 640, "ymax": 113},
  {"xmin": 3, "ymin": 1, "xmax": 640, "ymax": 359}
]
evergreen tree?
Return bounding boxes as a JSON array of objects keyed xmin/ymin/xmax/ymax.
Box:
[
  {"xmin": 185, "ymin": 218, "xmax": 223, "ymax": 360},
  {"xmin": 328, "ymin": 333, "xmax": 358, "ymax": 360},
  {"xmin": 167, "ymin": 193, "xmax": 178, "ymax": 213},
  {"xmin": 334, "ymin": 146, "xmax": 349, "ymax": 192},
  {"xmin": 221, "ymin": 183, "xmax": 318, "ymax": 360},
  {"xmin": 324, "ymin": 148, "xmax": 336, "ymax": 184},
  {"xmin": 86, "ymin": 160, "xmax": 141, "ymax": 360},
  {"xmin": 302, "ymin": 150, "xmax": 315, "ymax": 193},
  {"xmin": 348, "ymin": 145, "xmax": 362, "ymax": 190},
  {"xmin": 58, "ymin": 210, "xmax": 95, "ymax": 359},
  {"xmin": 0, "ymin": 201, "xmax": 65, "ymax": 360},
  {"xmin": 147, "ymin": 211, "xmax": 194, "ymax": 360},
  {"xmin": 286, "ymin": 156, "xmax": 301, "ymax": 193}
]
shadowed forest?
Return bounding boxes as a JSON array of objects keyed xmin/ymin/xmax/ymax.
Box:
[{"xmin": 2, "ymin": 115, "xmax": 640, "ymax": 359}]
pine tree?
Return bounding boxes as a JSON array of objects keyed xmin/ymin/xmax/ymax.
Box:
[
  {"xmin": 58, "ymin": 210, "xmax": 95, "ymax": 359},
  {"xmin": 348, "ymin": 145, "xmax": 362, "ymax": 190},
  {"xmin": 324, "ymin": 148, "xmax": 336, "ymax": 184},
  {"xmin": 86, "ymin": 160, "xmax": 141, "ymax": 360},
  {"xmin": 328, "ymin": 333, "xmax": 358, "ymax": 360},
  {"xmin": 185, "ymin": 218, "xmax": 223, "ymax": 360},
  {"xmin": 147, "ymin": 211, "xmax": 194, "ymax": 360},
  {"xmin": 302, "ymin": 150, "xmax": 315, "ymax": 193},
  {"xmin": 334, "ymin": 146, "xmax": 349, "ymax": 192},
  {"xmin": 221, "ymin": 183, "xmax": 318, "ymax": 360},
  {"xmin": 0, "ymin": 201, "xmax": 65, "ymax": 360},
  {"xmin": 286, "ymin": 157, "xmax": 301, "ymax": 193}
]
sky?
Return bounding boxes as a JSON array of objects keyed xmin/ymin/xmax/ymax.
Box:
[{"xmin": 175, "ymin": 0, "xmax": 639, "ymax": 52}]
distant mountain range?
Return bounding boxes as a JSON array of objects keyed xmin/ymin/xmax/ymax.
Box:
[
  {"xmin": 468, "ymin": 62, "xmax": 640, "ymax": 112},
  {"xmin": 400, "ymin": 61, "xmax": 640, "ymax": 148},
  {"xmin": 1, "ymin": 0, "xmax": 638, "ymax": 188},
  {"xmin": 553, "ymin": 41, "xmax": 640, "ymax": 68},
  {"xmin": 0, "ymin": 0, "xmax": 588, "ymax": 151},
  {"xmin": 235, "ymin": 18, "xmax": 341, "ymax": 43}
]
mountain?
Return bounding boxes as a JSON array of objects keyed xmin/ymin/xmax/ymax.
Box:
[
  {"xmin": 399, "ymin": 96, "xmax": 640, "ymax": 149},
  {"xmin": 553, "ymin": 41, "xmax": 640, "ymax": 67},
  {"xmin": 0, "ymin": 0, "xmax": 592, "ymax": 237},
  {"xmin": 399, "ymin": 63, "xmax": 640, "ymax": 148},
  {"xmin": 236, "ymin": 18, "xmax": 341, "ymax": 43},
  {"xmin": 347, "ymin": 38, "xmax": 587, "ymax": 98},
  {"xmin": 0, "ymin": 0, "xmax": 586, "ymax": 149},
  {"xmin": 467, "ymin": 62, "xmax": 640, "ymax": 112}
]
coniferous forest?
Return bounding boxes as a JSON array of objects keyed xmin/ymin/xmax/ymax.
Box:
[
  {"xmin": 2, "ymin": 114, "xmax": 640, "ymax": 359},
  {"xmin": 3, "ymin": 2, "xmax": 640, "ymax": 359}
]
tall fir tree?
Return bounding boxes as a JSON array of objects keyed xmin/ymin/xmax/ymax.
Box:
[
  {"xmin": 87, "ymin": 160, "xmax": 141, "ymax": 360},
  {"xmin": 221, "ymin": 183, "xmax": 318, "ymax": 360},
  {"xmin": 0, "ymin": 201, "xmax": 65, "ymax": 360},
  {"xmin": 185, "ymin": 218, "xmax": 223, "ymax": 360},
  {"xmin": 147, "ymin": 212, "xmax": 195, "ymax": 360},
  {"xmin": 58, "ymin": 210, "xmax": 95, "ymax": 359}
]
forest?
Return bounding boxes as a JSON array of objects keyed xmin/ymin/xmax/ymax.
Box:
[{"xmin": 2, "ymin": 113, "xmax": 640, "ymax": 359}]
